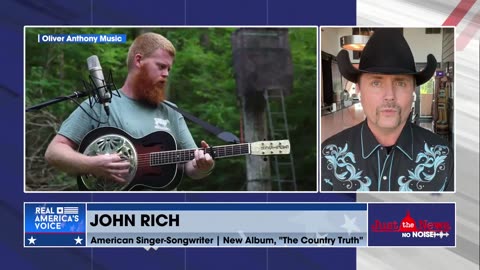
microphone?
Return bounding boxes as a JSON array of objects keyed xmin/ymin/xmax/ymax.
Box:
[{"xmin": 87, "ymin": 55, "xmax": 111, "ymax": 115}]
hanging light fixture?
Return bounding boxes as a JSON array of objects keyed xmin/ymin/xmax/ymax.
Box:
[
  {"xmin": 340, "ymin": 35, "xmax": 369, "ymax": 50},
  {"xmin": 340, "ymin": 28, "xmax": 372, "ymax": 51}
]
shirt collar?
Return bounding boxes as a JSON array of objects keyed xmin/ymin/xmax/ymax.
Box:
[
  {"xmin": 394, "ymin": 121, "xmax": 414, "ymax": 160},
  {"xmin": 360, "ymin": 120, "xmax": 414, "ymax": 160},
  {"xmin": 360, "ymin": 121, "xmax": 381, "ymax": 159}
]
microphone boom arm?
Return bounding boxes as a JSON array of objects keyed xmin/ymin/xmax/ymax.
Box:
[
  {"xmin": 25, "ymin": 90, "xmax": 89, "ymax": 112},
  {"xmin": 26, "ymin": 70, "xmax": 119, "ymax": 113}
]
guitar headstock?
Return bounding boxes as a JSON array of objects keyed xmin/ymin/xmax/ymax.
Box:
[{"xmin": 250, "ymin": 140, "xmax": 290, "ymax": 155}]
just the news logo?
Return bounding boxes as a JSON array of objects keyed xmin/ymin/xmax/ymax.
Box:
[{"xmin": 371, "ymin": 210, "xmax": 451, "ymax": 239}]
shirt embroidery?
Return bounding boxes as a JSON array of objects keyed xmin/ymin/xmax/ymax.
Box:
[
  {"xmin": 398, "ymin": 144, "xmax": 450, "ymax": 191},
  {"xmin": 321, "ymin": 121, "xmax": 453, "ymax": 192},
  {"xmin": 322, "ymin": 143, "xmax": 372, "ymax": 191}
]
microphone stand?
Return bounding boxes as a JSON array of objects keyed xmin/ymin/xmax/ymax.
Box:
[
  {"xmin": 25, "ymin": 91, "xmax": 89, "ymax": 112},
  {"xmin": 25, "ymin": 71, "xmax": 117, "ymax": 113}
]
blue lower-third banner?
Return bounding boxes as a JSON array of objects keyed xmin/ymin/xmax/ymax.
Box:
[{"xmin": 23, "ymin": 202, "xmax": 455, "ymax": 248}]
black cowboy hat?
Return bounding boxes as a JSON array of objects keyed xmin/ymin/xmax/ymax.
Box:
[{"xmin": 337, "ymin": 28, "xmax": 437, "ymax": 86}]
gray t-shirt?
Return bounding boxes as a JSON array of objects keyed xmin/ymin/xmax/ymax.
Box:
[{"xmin": 58, "ymin": 90, "xmax": 197, "ymax": 150}]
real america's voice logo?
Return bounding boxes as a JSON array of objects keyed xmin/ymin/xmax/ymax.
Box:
[
  {"xmin": 25, "ymin": 203, "xmax": 86, "ymax": 247},
  {"xmin": 371, "ymin": 210, "xmax": 451, "ymax": 239},
  {"xmin": 34, "ymin": 206, "xmax": 80, "ymax": 230}
]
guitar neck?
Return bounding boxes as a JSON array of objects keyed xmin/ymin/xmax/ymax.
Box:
[{"xmin": 150, "ymin": 143, "xmax": 251, "ymax": 166}]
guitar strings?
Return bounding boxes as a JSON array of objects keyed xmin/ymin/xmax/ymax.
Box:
[
  {"xmin": 133, "ymin": 144, "xmax": 250, "ymax": 167},
  {"xmin": 135, "ymin": 151, "xmax": 249, "ymax": 166}
]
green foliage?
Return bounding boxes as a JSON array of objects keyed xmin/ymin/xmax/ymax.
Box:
[
  {"xmin": 286, "ymin": 28, "xmax": 317, "ymax": 191},
  {"xmin": 420, "ymin": 78, "xmax": 434, "ymax": 95},
  {"xmin": 25, "ymin": 27, "xmax": 317, "ymax": 191}
]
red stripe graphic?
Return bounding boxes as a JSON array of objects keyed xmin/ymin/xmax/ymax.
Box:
[
  {"xmin": 442, "ymin": 0, "xmax": 478, "ymax": 51},
  {"xmin": 443, "ymin": 0, "xmax": 476, "ymax": 26},
  {"xmin": 457, "ymin": 10, "xmax": 480, "ymax": 50}
]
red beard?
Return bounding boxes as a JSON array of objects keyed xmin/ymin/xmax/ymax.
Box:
[{"xmin": 132, "ymin": 64, "xmax": 166, "ymax": 106}]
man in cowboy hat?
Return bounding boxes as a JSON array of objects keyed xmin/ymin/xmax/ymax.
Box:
[{"xmin": 321, "ymin": 28, "xmax": 453, "ymax": 192}]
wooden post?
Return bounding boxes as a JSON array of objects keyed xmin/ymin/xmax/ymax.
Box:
[{"xmin": 240, "ymin": 93, "xmax": 272, "ymax": 191}]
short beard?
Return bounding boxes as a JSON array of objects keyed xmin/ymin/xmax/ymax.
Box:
[{"xmin": 132, "ymin": 65, "xmax": 166, "ymax": 106}]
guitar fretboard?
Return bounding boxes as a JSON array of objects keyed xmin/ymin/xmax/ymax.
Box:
[{"xmin": 149, "ymin": 143, "xmax": 250, "ymax": 166}]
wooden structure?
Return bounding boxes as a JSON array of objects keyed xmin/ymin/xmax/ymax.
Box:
[{"xmin": 231, "ymin": 28, "xmax": 294, "ymax": 191}]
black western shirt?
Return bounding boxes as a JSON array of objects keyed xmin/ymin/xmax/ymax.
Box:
[{"xmin": 321, "ymin": 121, "xmax": 454, "ymax": 192}]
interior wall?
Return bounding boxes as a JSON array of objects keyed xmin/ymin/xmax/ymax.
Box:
[
  {"xmin": 321, "ymin": 27, "xmax": 353, "ymax": 59},
  {"xmin": 404, "ymin": 28, "xmax": 442, "ymax": 62},
  {"xmin": 321, "ymin": 27, "xmax": 443, "ymax": 64}
]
